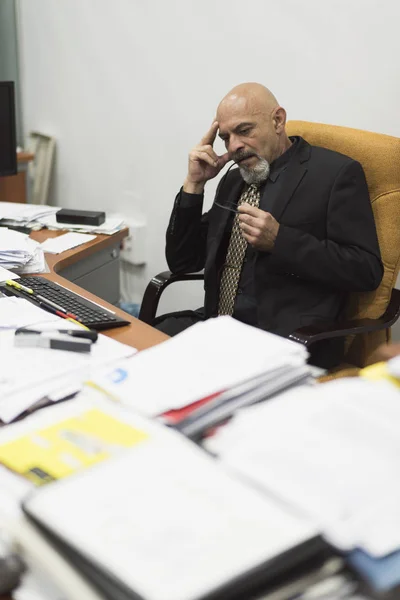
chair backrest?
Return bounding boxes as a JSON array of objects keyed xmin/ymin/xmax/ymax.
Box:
[{"xmin": 286, "ymin": 120, "xmax": 400, "ymax": 366}]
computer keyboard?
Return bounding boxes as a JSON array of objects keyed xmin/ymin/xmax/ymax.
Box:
[{"xmin": 3, "ymin": 276, "xmax": 131, "ymax": 330}]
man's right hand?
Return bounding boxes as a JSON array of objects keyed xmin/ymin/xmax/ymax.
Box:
[{"xmin": 183, "ymin": 121, "xmax": 230, "ymax": 194}]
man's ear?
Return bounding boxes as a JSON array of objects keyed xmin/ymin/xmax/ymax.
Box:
[{"xmin": 273, "ymin": 107, "xmax": 287, "ymax": 133}]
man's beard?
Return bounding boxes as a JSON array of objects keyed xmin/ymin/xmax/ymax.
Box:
[{"xmin": 234, "ymin": 151, "xmax": 270, "ymax": 185}]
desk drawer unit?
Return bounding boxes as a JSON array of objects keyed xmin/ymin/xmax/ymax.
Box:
[{"xmin": 58, "ymin": 244, "xmax": 121, "ymax": 305}]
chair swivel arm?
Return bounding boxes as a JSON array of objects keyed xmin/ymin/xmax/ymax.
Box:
[
  {"xmin": 289, "ymin": 288, "xmax": 400, "ymax": 348},
  {"xmin": 138, "ymin": 271, "xmax": 205, "ymax": 325},
  {"xmin": 139, "ymin": 269, "xmax": 400, "ymax": 349}
]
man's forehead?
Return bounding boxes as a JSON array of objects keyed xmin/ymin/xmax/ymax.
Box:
[
  {"xmin": 217, "ymin": 96, "xmax": 262, "ymax": 130},
  {"xmin": 218, "ymin": 95, "xmax": 252, "ymax": 118}
]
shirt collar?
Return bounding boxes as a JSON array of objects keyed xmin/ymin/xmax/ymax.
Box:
[{"xmin": 268, "ymin": 136, "xmax": 298, "ymax": 183}]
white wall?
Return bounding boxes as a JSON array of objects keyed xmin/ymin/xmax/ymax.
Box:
[{"xmin": 17, "ymin": 0, "xmax": 400, "ymax": 313}]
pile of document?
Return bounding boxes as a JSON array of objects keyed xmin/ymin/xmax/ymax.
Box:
[
  {"xmin": 206, "ymin": 375, "xmax": 400, "ymax": 560},
  {"xmin": 37, "ymin": 213, "xmax": 125, "ymax": 235},
  {"xmin": 0, "ymin": 396, "xmax": 320, "ymax": 600},
  {"xmin": 0, "ymin": 297, "xmax": 137, "ymax": 423},
  {"xmin": 90, "ymin": 316, "xmax": 311, "ymax": 428},
  {"xmin": 0, "ymin": 201, "xmax": 125, "ymax": 235},
  {"xmin": 0, "ymin": 227, "xmax": 45, "ymax": 273},
  {"xmin": 0, "ymin": 202, "xmax": 58, "ymax": 230}
]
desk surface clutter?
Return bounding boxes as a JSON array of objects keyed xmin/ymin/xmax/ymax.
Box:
[{"xmin": 0, "ymin": 204, "xmax": 399, "ymax": 600}]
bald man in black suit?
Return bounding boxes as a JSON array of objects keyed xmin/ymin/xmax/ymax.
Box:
[{"xmin": 157, "ymin": 83, "xmax": 383, "ymax": 367}]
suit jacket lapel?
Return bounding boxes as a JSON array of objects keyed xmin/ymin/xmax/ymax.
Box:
[
  {"xmin": 272, "ymin": 138, "xmax": 311, "ymax": 222},
  {"xmin": 212, "ymin": 137, "xmax": 311, "ymax": 249}
]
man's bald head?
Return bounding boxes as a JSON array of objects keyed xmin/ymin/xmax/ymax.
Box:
[
  {"xmin": 217, "ymin": 83, "xmax": 279, "ymax": 122},
  {"xmin": 216, "ymin": 82, "xmax": 290, "ymax": 182}
]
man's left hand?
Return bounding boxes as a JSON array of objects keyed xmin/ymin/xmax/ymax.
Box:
[{"xmin": 238, "ymin": 203, "xmax": 280, "ymax": 252}]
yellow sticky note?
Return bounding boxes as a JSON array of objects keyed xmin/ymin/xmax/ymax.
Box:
[
  {"xmin": 0, "ymin": 409, "xmax": 149, "ymax": 485},
  {"xmin": 360, "ymin": 362, "xmax": 400, "ymax": 388}
]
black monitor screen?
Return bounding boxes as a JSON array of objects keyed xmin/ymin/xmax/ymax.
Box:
[{"xmin": 0, "ymin": 81, "xmax": 17, "ymax": 177}]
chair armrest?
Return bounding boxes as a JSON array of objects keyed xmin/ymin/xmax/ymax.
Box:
[
  {"xmin": 289, "ymin": 288, "xmax": 400, "ymax": 347},
  {"xmin": 139, "ymin": 270, "xmax": 205, "ymax": 324}
]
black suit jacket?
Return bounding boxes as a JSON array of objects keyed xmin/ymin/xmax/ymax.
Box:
[{"xmin": 166, "ymin": 137, "xmax": 383, "ymax": 338}]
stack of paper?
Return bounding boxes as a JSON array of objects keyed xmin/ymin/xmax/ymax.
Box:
[
  {"xmin": 0, "ymin": 227, "xmax": 46, "ymax": 273},
  {"xmin": 0, "ymin": 202, "xmax": 125, "ymax": 235},
  {"xmin": 11, "ymin": 397, "xmax": 319, "ymax": 600},
  {"xmin": 0, "ymin": 302, "xmax": 137, "ymax": 423},
  {"xmin": 38, "ymin": 213, "xmax": 125, "ymax": 235},
  {"xmin": 0, "ymin": 202, "xmax": 58, "ymax": 229},
  {"xmin": 0, "ymin": 202, "xmax": 58, "ymax": 222},
  {"xmin": 90, "ymin": 316, "xmax": 311, "ymax": 421},
  {"xmin": 206, "ymin": 376, "xmax": 400, "ymax": 559}
]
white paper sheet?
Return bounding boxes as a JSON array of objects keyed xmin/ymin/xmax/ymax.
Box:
[
  {"xmin": 386, "ymin": 355, "xmax": 400, "ymax": 378},
  {"xmin": 0, "ymin": 325, "xmax": 137, "ymax": 423},
  {"xmin": 40, "ymin": 232, "xmax": 96, "ymax": 254},
  {"xmin": 89, "ymin": 316, "xmax": 308, "ymax": 416},
  {"xmin": 0, "ymin": 266, "xmax": 19, "ymax": 282},
  {"xmin": 0, "ymin": 297, "xmax": 58, "ymax": 329},
  {"xmin": 207, "ymin": 377, "xmax": 400, "ymax": 557}
]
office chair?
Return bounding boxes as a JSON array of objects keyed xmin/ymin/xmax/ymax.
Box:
[{"xmin": 139, "ymin": 121, "xmax": 400, "ymax": 375}]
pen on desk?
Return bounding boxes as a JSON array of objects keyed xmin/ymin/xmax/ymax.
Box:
[
  {"xmin": 35, "ymin": 293, "xmax": 80, "ymax": 320},
  {"xmin": 55, "ymin": 311, "xmax": 89, "ymax": 330},
  {"xmin": 66, "ymin": 317, "xmax": 89, "ymax": 330},
  {"xmin": 5, "ymin": 279, "xmax": 34, "ymax": 295},
  {"xmin": 5, "ymin": 279, "xmax": 81, "ymax": 322},
  {"xmin": 33, "ymin": 301, "xmax": 90, "ymax": 330}
]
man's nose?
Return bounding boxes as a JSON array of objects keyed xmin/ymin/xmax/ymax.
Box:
[{"xmin": 228, "ymin": 135, "xmax": 244, "ymax": 155}]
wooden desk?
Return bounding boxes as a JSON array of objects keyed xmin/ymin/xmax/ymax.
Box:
[
  {"xmin": 29, "ymin": 228, "xmax": 168, "ymax": 351},
  {"xmin": 0, "ymin": 152, "xmax": 35, "ymax": 204}
]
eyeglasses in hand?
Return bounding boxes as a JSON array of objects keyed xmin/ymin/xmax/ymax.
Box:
[
  {"xmin": 212, "ymin": 162, "xmax": 241, "ymax": 214},
  {"xmin": 213, "ymin": 199, "xmax": 240, "ymax": 214}
]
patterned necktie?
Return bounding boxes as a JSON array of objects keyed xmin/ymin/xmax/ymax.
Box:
[{"xmin": 218, "ymin": 184, "xmax": 261, "ymax": 316}]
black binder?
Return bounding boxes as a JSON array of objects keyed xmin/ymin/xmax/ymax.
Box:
[{"xmin": 21, "ymin": 506, "xmax": 332, "ymax": 600}]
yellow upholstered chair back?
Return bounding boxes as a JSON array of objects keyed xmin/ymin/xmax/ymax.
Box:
[{"xmin": 286, "ymin": 121, "xmax": 400, "ymax": 367}]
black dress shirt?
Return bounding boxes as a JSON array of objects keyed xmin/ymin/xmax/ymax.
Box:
[{"xmin": 233, "ymin": 138, "xmax": 299, "ymax": 326}]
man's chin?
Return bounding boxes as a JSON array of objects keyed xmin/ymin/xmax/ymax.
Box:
[
  {"xmin": 238, "ymin": 159, "xmax": 259, "ymax": 177},
  {"xmin": 239, "ymin": 165, "xmax": 263, "ymax": 185},
  {"xmin": 239, "ymin": 167, "xmax": 257, "ymax": 184},
  {"xmin": 239, "ymin": 157, "xmax": 270, "ymax": 185}
]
